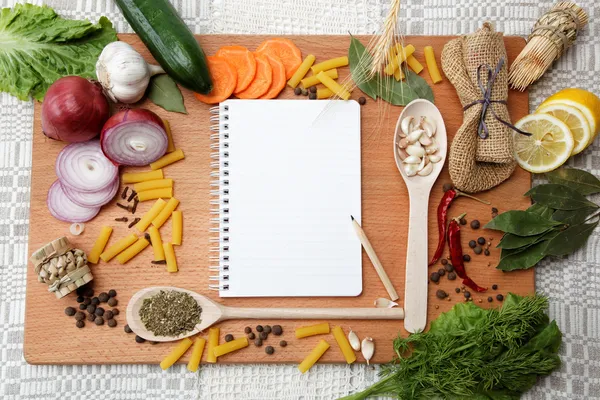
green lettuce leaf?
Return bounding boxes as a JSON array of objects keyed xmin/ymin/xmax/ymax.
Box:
[{"xmin": 0, "ymin": 3, "xmax": 117, "ymax": 101}]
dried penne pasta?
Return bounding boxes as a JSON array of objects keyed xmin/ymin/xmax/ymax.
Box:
[
  {"xmin": 300, "ymin": 69, "xmax": 338, "ymax": 88},
  {"xmin": 213, "ymin": 337, "xmax": 249, "ymax": 357},
  {"xmin": 172, "ymin": 210, "xmax": 183, "ymax": 245},
  {"xmin": 393, "ymin": 67, "xmax": 405, "ymax": 81},
  {"xmin": 100, "ymin": 233, "xmax": 137, "ymax": 262},
  {"xmin": 148, "ymin": 226, "xmax": 165, "ymax": 261},
  {"xmin": 150, "ymin": 149, "xmax": 185, "ymax": 170},
  {"xmin": 122, "ymin": 169, "xmax": 163, "ymax": 184},
  {"xmin": 424, "ymin": 46, "xmax": 443, "ymax": 83},
  {"xmin": 316, "ymin": 72, "xmax": 351, "ymax": 100},
  {"xmin": 298, "ymin": 340, "xmax": 330, "ymax": 373},
  {"xmin": 160, "ymin": 338, "xmax": 193, "ymax": 370},
  {"xmin": 88, "ymin": 226, "xmax": 112, "ymax": 264},
  {"xmin": 295, "ymin": 322, "xmax": 330, "ymax": 338},
  {"xmin": 164, "ymin": 242, "xmax": 178, "ymax": 273},
  {"xmin": 206, "ymin": 328, "xmax": 219, "ymax": 363},
  {"xmin": 287, "ymin": 54, "xmax": 316, "ymax": 88},
  {"xmin": 152, "ymin": 197, "xmax": 180, "ymax": 229},
  {"xmin": 187, "ymin": 337, "xmax": 206, "ymax": 372},
  {"xmin": 136, "ymin": 198, "xmax": 167, "ymax": 231},
  {"xmin": 406, "ymin": 55, "xmax": 424, "ymax": 74},
  {"xmin": 384, "ymin": 44, "xmax": 415, "ymax": 75},
  {"xmin": 332, "ymin": 326, "xmax": 356, "ymax": 364},
  {"xmin": 311, "ymin": 56, "xmax": 348, "ymax": 74},
  {"xmin": 136, "ymin": 187, "xmax": 173, "ymax": 202},
  {"xmin": 317, "ymin": 88, "xmax": 334, "ymax": 99},
  {"xmin": 162, "ymin": 119, "xmax": 176, "ymax": 153},
  {"xmin": 133, "ymin": 178, "xmax": 173, "ymax": 193},
  {"xmin": 116, "ymin": 237, "xmax": 149, "ymax": 264}
]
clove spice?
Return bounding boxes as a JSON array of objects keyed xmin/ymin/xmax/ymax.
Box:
[
  {"xmin": 151, "ymin": 260, "xmax": 167, "ymax": 265},
  {"xmin": 132, "ymin": 197, "xmax": 139, "ymax": 214},
  {"xmin": 128, "ymin": 217, "xmax": 141, "ymax": 228},
  {"xmin": 121, "ymin": 186, "xmax": 129, "ymax": 200},
  {"xmin": 116, "ymin": 203, "xmax": 131, "ymax": 212},
  {"xmin": 115, "ymin": 217, "xmax": 128, "ymax": 222},
  {"xmin": 128, "ymin": 190, "xmax": 137, "ymax": 202}
]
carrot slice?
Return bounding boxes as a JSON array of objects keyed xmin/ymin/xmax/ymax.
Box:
[
  {"xmin": 215, "ymin": 46, "xmax": 257, "ymax": 93},
  {"xmin": 236, "ymin": 54, "xmax": 272, "ymax": 99},
  {"xmin": 259, "ymin": 53, "xmax": 286, "ymax": 99},
  {"xmin": 193, "ymin": 56, "xmax": 237, "ymax": 104},
  {"xmin": 256, "ymin": 38, "xmax": 302, "ymax": 80}
]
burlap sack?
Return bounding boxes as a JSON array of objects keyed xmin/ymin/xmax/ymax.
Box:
[{"xmin": 441, "ymin": 23, "xmax": 516, "ymax": 193}]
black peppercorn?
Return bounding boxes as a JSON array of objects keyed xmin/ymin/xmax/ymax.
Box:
[
  {"xmin": 104, "ymin": 310, "xmax": 114, "ymax": 320},
  {"xmin": 463, "ymin": 254, "xmax": 471, "ymax": 262},
  {"xmin": 265, "ymin": 346, "xmax": 275, "ymax": 355},
  {"xmin": 441, "ymin": 258, "xmax": 448, "ymax": 265},
  {"xmin": 447, "ymin": 272, "xmax": 457, "ymax": 280},
  {"xmin": 308, "ymin": 92, "xmax": 317, "ymax": 100},
  {"xmin": 309, "ymin": 86, "xmax": 317, "ymax": 94},
  {"xmin": 459, "ymin": 217, "xmax": 467, "ymax": 225},
  {"xmin": 469, "ymin": 240, "xmax": 477, "ymax": 248},
  {"xmin": 124, "ymin": 325, "xmax": 133, "ymax": 334},
  {"xmin": 254, "ymin": 338, "xmax": 263, "ymax": 347},
  {"xmin": 76, "ymin": 296, "xmax": 84, "ymax": 303},
  {"xmin": 76, "ymin": 320, "xmax": 85, "ymax": 328},
  {"xmin": 91, "ymin": 297, "xmax": 100, "ymax": 306},
  {"xmin": 430, "ymin": 272, "xmax": 440, "ymax": 283},
  {"xmin": 225, "ymin": 334, "xmax": 234, "ymax": 342},
  {"xmin": 107, "ymin": 298, "xmax": 118, "ymax": 307},
  {"xmin": 83, "ymin": 297, "xmax": 91, "ymax": 306},
  {"xmin": 135, "ymin": 335, "xmax": 146, "ymax": 343},
  {"xmin": 444, "ymin": 264, "xmax": 454, "ymax": 272},
  {"xmin": 78, "ymin": 303, "xmax": 87, "ymax": 310},
  {"xmin": 437, "ymin": 268, "xmax": 446, "ymax": 276},
  {"xmin": 492, "ymin": 284, "xmax": 498, "ymax": 290},
  {"xmin": 358, "ymin": 97, "xmax": 366, "ymax": 105},
  {"xmin": 244, "ymin": 326, "xmax": 252, "ymax": 334},
  {"xmin": 496, "ymin": 294, "xmax": 504, "ymax": 301},
  {"xmin": 259, "ymin": 331, "xmax": 268, "ymax": 340},
  {"xmin": 484, "ymin": 249, "xmax": 490, "ymax": 256},
  {"xmin": 108, "ymin": 289, "xmax": 117, "ymax": 297},
  {"xmin": 94, "ymin": 316, "xmax": 104, "ymax": 326},
  {"xmin": 87, "ymin": 313, "xmax": 96, "ymax": 322},
  {"xmin": 248, "ymin": 332, "xmax": 256, "ymax": 340},
  {"xmin": 436, "ymin": 289, "xmax": 448, "ymax": 299},
  {"xmin": 95, "ymin": 307, "xmax": 105, "ymax": 317},
  {"xmin": 294, "ymin": 87, "xmax": 302, "ymax": 96},
  {"xmin": 256, "ymin": 325, "xmax": 264, "ymax": 332},
  {"xmin": 474, "ymin": 246, "xmax": 483, "ymax": 255},
  {"xmin": 491, "ymin": 207, "xmax": 498, "ymax": 214},
  {"xmin": 477, "ymin": 237, "xmax": 486, "ymax": 245},
  {"xmin": 279, "ymin": 340, "xmax": 287, "ymax": 347},
  {"xmin": 470, "ymin": 220, "xmax": 480, "ymax": 229},
  {"xmin": 74, "ymin": 311, "xmax": 85, "ymax": 321},
  {"xmin": 112, "ymin": 308, "xmax": 120, "ymax": 316},
  {"xmin": 455, "ymin": 287, "xmax": 461, "ymax": 293},
  {"xmin": 98, "ymin": 292, "xmax": 110, "ymax": 303},
  {"xmin": 464, "ymin": 291, "xmax": 471, "ymax": 299},
  {"xmin": 108, "ymin": 319, "xmax": 117, "ymax": 328},
  {"xmin": 264, "ymin": 325, "xmax": 272, "ymax": 334},
  {"xmin": 272, "ymin": 325, "xmax": 283, "ymax": 336},
  {"xmin": 65, "ymin": 307, "xmax": 76, "ymax": 316},
  {"xmin": 86, "ymin": 305, "xmax": 96, "ymax": 314},
  {"xmin": 487, "ymin": 297, "xmax": 493, "ymax": 302}
]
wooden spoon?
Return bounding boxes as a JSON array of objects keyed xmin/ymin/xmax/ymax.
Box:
[
  {"xmin": 127, "ymin": 286, "xmax": 405, "ymax": 342},
  {"xmin": 393, "ymin": 99, "xmax": 447, "ymax": 333}
]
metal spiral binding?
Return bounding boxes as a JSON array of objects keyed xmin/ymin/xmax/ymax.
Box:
[{"xmin": 209, "ymin": 105, "xmax": 230, "ymax": 292}]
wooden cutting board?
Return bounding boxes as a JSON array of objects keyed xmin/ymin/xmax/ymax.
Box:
[{"xmin": 24, "ymin": 34, "xmax": 532, "ymax": 365}]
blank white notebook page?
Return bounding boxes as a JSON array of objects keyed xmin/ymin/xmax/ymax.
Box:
[{"xmin": 218, "ymin": 99, "xmax": 362, "ymax": 297}]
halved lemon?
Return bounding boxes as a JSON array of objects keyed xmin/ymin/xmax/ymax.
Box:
[
  {"xmin": 540, "ymin": 88, "xmax": 600, "ymax": 145},
  {"xmin": 536, "ymin": 103, "xmax": 591, "ymax": 155},
  {"xmin": 513, "ymin": 114, "xmax": 574, "ymax": 173}
]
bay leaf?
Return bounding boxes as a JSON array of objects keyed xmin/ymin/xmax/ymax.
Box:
[
  {"xmin": 496, "ymin": 240, "xmax": 550, "ymax": 271},
  {"xmin": 544, "ymin": 221, "xmax": 599, "ymax": 257},
  {"xmin": 525, "ymin": 184, "xmax": 598, "ymax": 210},
  {"xmin": 546, "ymin": 168, "xmax": 600, "ymax": 195},
  {"xmin": 379, "ymin": 73, "xmax": 418, "ymax": 106},
  {"xmin": 348, "ymin": 36, "xmax": 379, "ymax": 100},
  {"xmin": 552, "ymin": 207, "xmax": 597, "ymax": 226},
  {"xmin": 485, "ymin": 210, "xmax": 561, "ymax": 236},
  {"xmin": 404, "ymin": 70, "xmax": 434, "ymax": 103},
  {"xmin": 497, "ymin": 229, "xmax": 558, "ymax": 250},
  {"xmin": 527, "ymin": 203, "xmax": 554, "ymax": 220},
  {"xmin": 147, "ymin": 74, "xmax": 187, "ymax": 114}
]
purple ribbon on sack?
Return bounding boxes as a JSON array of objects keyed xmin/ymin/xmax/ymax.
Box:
[{"xmin": 463, "ymin": 57, "xmax": 531, "ymax": 139}]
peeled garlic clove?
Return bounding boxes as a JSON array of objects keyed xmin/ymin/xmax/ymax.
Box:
[
  {"xmin": 423, "ymin": 156, "xmax": 430, "ymax": 165},
  {"xmin": 406, "ymin": 144, "xmax": 425, "ymax": 158},
  {"xmin": 418, "ymin": 162, "xmax": 434, "ymax": 176},
  {"xmin": 407, "ymin": 129, "xmax": 425, "ymax": 144},
  {"xmin": 425, "ymin": 138, "xmax": 438, "ymax": 154},
  {"xmin": 398, "ymin": 138, "xmax": 409, "ymax": 149},
  {"xmin": 421, "ymin": 117, "xmax": 437, "ymax": 137},
  {"xmin": 429, "ymin": 154, "xmax": 441, "ymax": 163},
  {"xmin": 418, "ymin": 135, "xmax": 432, "ymax": 146},
  {"xmin": 348, "ymin": 329, "xmax": 361, "ymax": 351},
  {"xmin": 403, "ymin": 155, "xmax": 421, "ymax": 164},
  {"xmin": 397, "ymin": 147, "xmax": 409, "ymax": 161},
  {"xmin": 361, "ymin": 337, "xmax": 374, "ymax": 365},
  {"xmin": 400, "ymin": 116, "xmax": 414, "ymax": 136},
  {"xmin": 417, "ymin": 156, "xmax": 426, "ymax": 172},
  {"xmin": 374, "ymin": 298, "xmax": 399, "ymax": 308},
  {"xmin": 404, "ymin": 163, "xmax": 419, "ymax": 177},
  {"xmin": 69, "ymin": 223, "xmax": 85, "ymax": 236}
]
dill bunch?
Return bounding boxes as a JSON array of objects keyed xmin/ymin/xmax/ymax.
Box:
[{"xmin": 341, "ymin": 294, "xmax": 561, "ymax": 400}]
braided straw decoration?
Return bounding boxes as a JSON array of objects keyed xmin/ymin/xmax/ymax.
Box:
[
  {"xmin": 30, "ymin": 237, "xmax": 93, "ymax": 298},
  {"xmin": 508, "ymin": 1, "xmax": 588, "ymax": 91}
]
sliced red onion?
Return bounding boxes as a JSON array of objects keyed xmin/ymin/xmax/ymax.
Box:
[
  {"xmin": 56, "ymin": 140, "xmax": 118, "ymax": 193},
  {"xmin": 62, "ymin": 176, "xmax": 119, "ymax": 207},
  {"xmin": 101, "ymin": 109, "xmax": 168, "ymax": 166},
  {"xmin": 47, "ymin": 181, "xmax": 100, "ymax": 223}
]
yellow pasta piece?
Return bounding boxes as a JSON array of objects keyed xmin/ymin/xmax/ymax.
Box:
[
  {"xmin": 152, "ymin": 197, "xmax": 180, "ymax": 229},
  {"xmin": 311, "ymin": 56, "xmax": 349, "ymax": 74},
  {"xmin": 99, "ymin": 233, "xmax": 138, "ymax": 262},
  {"xmin": 295, "ymin": 322, "xmax": 330, "ymax": 339},
  {"xmin": 160, "ymin": 338, "xmax": 193, "ymax": 370},
  {"xmin": 150, "ymin": 149, "xmax": 185, "ymax": 170},
  {"xmin": 384, "ymin": 44, "xmax": 415, "ymax": 75},
  {"xmin": 213, "ymin": 337, "xmax": 249, "ymax": 357},
  {"xmin": 287, "ymin": 54, "xmax": 316, "ymax": 88},
  {"xmin": 88, "ymin": 226, "xmax": 113, "ymax": 264},
  {"xmin": 164, "ymin": 242, "xmax": 178, "ymax": 273},
  {"xmin": 424, "ymin": 46, "xmax": 443, "ymax": 83},
  {"xmin": 406, "ymin": 55, "xmax": 424, "ymax": 74},
  {"xmin": 393, "ymin": 67, "xmax": 405, "ymax": 81},
  {"xmin": 133, "ymin": 178, "xmax": 173, "ymax": 193},
  {"xmin": 116, "ymin": 237, "xmax": 149, "ymax": 264},
  {"xmin": 136, "ymin": 198, "xmax": 167, "ymax": 231},
  {"xmin": 162, "ymin": 119, "xmax": 176, "ymax": 153},
  {"xmin": 172, "ymin": 210, "xmax": 183, "ymax": 246},
  {"xmin": 332, "ymin": 326, "xmax": 356, "ymax": 364},
  {"xmin": 148, "ymin": 226, "xmax": 165, "ymax": 261},
  {"xmin": 122, "ymin": 169, "xmax": 164, "ymax": 184},
  {"xmin": 298, "ymin": 340, "xmax": 330, "ymax": 373},
  {"xmin": 187, "ymin": 337, "xmax": 206, "ymax": 372},
  {"xmin": 300, "ymin": 69, "xmax": 338, "ymax": 88},
  {"xmin": 317, "ymin": 88, "xmax": 334, "ymax": 99},
  {"xmin": 137, "ymin": 187, "xmax": 173, "ymax": 202},
  {"xmin": 206, "ymin": 328, "xmax": 219, "ymax": 363},
  {"xmin": 316, "ymin": 72, "xmax": 351, "ymax": 100}
]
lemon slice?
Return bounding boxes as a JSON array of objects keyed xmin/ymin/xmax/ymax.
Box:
[
  {"xmin": 536, "ymin": 103, "xmax": 591, "ymax": 155},
  {"xmin": 513, "ymin": 114, "xmax": 574, "ymax": 173},
  {"xmin": 540, "ymin": 88, "xmax": 600, "ymax": 145}
]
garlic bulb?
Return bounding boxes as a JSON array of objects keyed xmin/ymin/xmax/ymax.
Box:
[
  {"xmin": 348, "ymin": 329, "xmax": 361, "ymax": 351},
  {"xmin": 361, "ymin": 337, "xmax": 375, "ymax": 365},
  {"xmin": 96, "ymin": 41, "xmax": 165, "ymax": 104}
]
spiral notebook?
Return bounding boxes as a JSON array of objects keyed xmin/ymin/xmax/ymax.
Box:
[{"xmin": 209, "ymin": 99, "xmax": 362, "ymax": 297}]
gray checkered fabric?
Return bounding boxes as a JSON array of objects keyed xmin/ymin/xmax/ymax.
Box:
[{"xmin": 1, "ymin": 0, "xmax": 599, "ymax": 399}]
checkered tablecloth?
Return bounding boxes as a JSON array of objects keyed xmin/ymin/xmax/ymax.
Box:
[{"xmin": 1, "ymin": 0, "xmax": 599, "ymax": 399}]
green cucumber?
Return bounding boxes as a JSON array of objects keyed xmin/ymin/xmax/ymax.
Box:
[{"xmin": 115, "ymin": 0, "xmax": 212, "ymax": 94}]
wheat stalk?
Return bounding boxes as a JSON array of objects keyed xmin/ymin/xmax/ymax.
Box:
[{"xmin": 508, "ymin": 1, "xmax": 588, "ymax": 91}]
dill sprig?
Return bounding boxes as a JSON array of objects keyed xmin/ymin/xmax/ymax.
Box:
[{"xmin": 341, "ymin": 294, "xmax": 561, "ymax": 400}]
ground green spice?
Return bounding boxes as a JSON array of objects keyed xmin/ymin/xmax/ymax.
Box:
[{"xmin": 139, "ymin": 290, "xmax": 202, "ymax": 337}]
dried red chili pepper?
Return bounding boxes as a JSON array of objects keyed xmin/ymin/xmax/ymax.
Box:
[
  {"xmin": 429, "ymin": 188, "xmax": 491, "ymax": 266},
  {"xmin": 448, "ymin": 213, "xmax": 487, "ymax": 293}
]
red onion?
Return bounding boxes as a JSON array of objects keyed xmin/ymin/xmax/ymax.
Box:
[
  {"xmin": 47, "ymin": 181, "xmax": 100, "ymax": 223},
  {"xmin": 56, "ymin": 140, "xmax": 119, "ymax": 193},
  {"xmin": 101, "ymin": 109, "xmax": 168, "ymax": 166},
  {"xmin": 62, "ymin": 175, "xmax": 119, "ymax": 207},
  {"xmin": 42, "ymin": 76, "xmax": 110, "ymax": 143}
]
